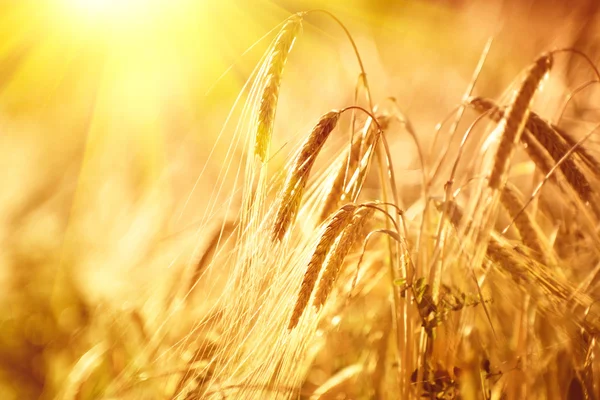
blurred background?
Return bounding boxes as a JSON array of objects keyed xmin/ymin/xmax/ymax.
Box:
[{"xmin": 1, "ymin": 0, "xmax": 599, "ymax": 398}]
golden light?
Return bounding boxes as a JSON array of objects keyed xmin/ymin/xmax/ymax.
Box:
[
  {"xmin": 70, "ymin": 0, "xmax": 143, "ymax": 14},
  {"xmin": 60, "ymin": 0, "xmax": 166, "ymax": 33},
  {"xmin": 0, "ymin": 0, "xmax": 290, "ymax": 198}
]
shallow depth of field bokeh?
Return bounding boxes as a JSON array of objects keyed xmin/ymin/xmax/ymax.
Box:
[{"xmin": 2, "ymin": 0, "xmax": 600, "ymax": 399}]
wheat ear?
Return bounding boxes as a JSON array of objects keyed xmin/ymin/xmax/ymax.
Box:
[
  {"xmin": 470, "ymin": 97, "xmax": 558, "ymax": 185},
  {"xmin": 288, "ymin": 204, "xmax": 357, "ymax": 329},
  {"xmin": 527, "ymin": 113, "xmax": 593, "ymax": 202},
  {"xmin": 470, "ymin": 96, "xmax": 592, "ymax": 203},
  {"xmin": 318, "ymin": 117, "xmax": 380, "ymax": 221},
  {"xmin": 313, "ymin": 207, "xmax": 374, "ymax": 309},
  {"xmin": 500, "ymin": 186, "xmax": 546, "ymax": 264},
  {"xmin": 555, "ymin": 125, "xmax": 600, "ymax": 174},
  {"xmin": 272, "ymin": 110, "xmax": 341, "ymax": 241},
  {"xmin": 255, "ymin": 14, "xmax": 303, "ymax": 162},
  {"xmin": 489, "ymin": 53, "xmax": 553, "ymax": 189}
]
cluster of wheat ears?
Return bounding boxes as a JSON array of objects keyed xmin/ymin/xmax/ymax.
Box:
[{"xmin": 52, "ymin": 10, "xmax": 600, "ymax": 400}]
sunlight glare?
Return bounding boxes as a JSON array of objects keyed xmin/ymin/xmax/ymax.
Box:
[
  {"xmin": 70, "ymin": 0, "xmax": 154, "ymax": 15},
  {"xmin": 63, "ymin": 0, "xmax": 164, "ymax": 30}
]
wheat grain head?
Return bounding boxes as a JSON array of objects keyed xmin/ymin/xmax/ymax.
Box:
[
  {"xmin": 470, "ymin": 96, "xmax": 595, "ymax": 213},
  {"xmin": 318, "ymin": 117, "xmax": 381, "ymax": 222},
  {"xmin": 255, "ymin": 14, "xmax": 303, "ymax": 162},
  {"xmin": 500, "ymin": 186, "xmax": 547, "ymax": 264},
  {"xmin": 272, "ymin": 110, "xmax": 341, "ymax": 242},
  {"xmin": 489, "ymin": 53, "xmax": 553, "ymax": 189},
  {"xmin": 288, "ymin": 205, "xmax": 357, "ymax": 329},
  {"xmin": 313, "ymin": 207, "xmax": 374, "ymax": 309}
]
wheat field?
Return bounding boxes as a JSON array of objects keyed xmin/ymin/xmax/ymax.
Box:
[{"xmin": 2, "ymin": 0, "xmax": 600, "ymax": 399}]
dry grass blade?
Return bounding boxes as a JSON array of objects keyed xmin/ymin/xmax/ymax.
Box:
[
  {"xmin": 312, "ymin": 207, "xmax": 374, "ymax": 308},
  {"xmin": 255, "ymin": 14, "xmax": 303, "ymax": 162},
  {"xmin": 272, "ymin": 110, "xmax": 341, "ymax": 241},
  {"xmin": 488, "ymin": 53, "xmax": 553, "ymax": 189},
  {"xmin": 288, "ymin": 204, "xmax": 356, "ymax": 329},
  {"xmin": 59, "ymin": 343, "xmax": 108, "ymax": 400},
  {"xmin": 308, "ymin": 364, "xmax": 363, "ymax": 399}
]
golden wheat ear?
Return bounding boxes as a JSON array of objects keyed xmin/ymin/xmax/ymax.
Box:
[
  {"xmin": 271, "ymin": 110, "xmax": 341, "ymax": 242},
  {"xmin": 500, "ymin": 186, "xmax": 548, "ymax": 264},
  {"xmin": 318, "ymin": 116, "xmax": 382, "ymax": 222},
  {"xmin": 469, "ymin": 96, "xmax": 594, "ymax": 207},
  {"xmin": 255, "ymin": 14, "xmax": 303, "ymax": 162},
  {"xmin": 489, "ymin": 53, "xmax": 553, "ymax": 190},
  {"xmin": 288, "ymin": 204, "xmax": 357, "ymax": 329},
  {"xmin": 526, "ymin": 113, "xmax": 593, "ymax": 202},
  {"xmin": 312, "ymin": 207, "xmax": 374, "ymax": 309},
  {"xmin": 469, "ymin": 96, "xmax": 562, "ymax": 184}
]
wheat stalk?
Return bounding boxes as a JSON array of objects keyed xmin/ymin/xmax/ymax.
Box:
[
  {"xmin": 470, "ymin": 96, "xmax": 593, "ymax": 205},
  {"xmin": 488, "ymin": 53, "xmax": 553, "ymax": 189},
  {"xmin": 312, "ymin": 207, "xmax": 374, "ymax": 309},
  {"xmin": 527, "ymin": 113, "xmax": 592, "ymax": 202},
  {"xmin": 318, "ymin": 117, "xmax": 381, "ymax": 221},
  {"xmin": 255, "ymin": 14, "xmax": 303, "ymax": 162},
  {"xmin": 272, "ymin": 111, "xmax": 341, "ymax": 241},
  {"xmin": 520, "ymin": 130, "xmax": 560, "ymax": 181},
  {"xmin": 500, "ymin": 186, "xmax": 547, "ymax": 264},
  {"xmin": 470, "ymin": 97, "xmax": 557, "ymax": 179},
  {"xmin": 288, "ymin": 204, "xmax": 357, "ymax": 329}
]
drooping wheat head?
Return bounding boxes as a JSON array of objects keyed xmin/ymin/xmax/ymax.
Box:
[
  {"xmin": 318, "ymin": 116, "xmax": 383, "ymax": 222},
  {"xmin": 288, "ymin": 204, "xmax": 357, "ymax": 329},
  {"xmin": 272, "ymin": 110, "xmax": 341, "ymax": 241},
  {"xmin": 313, "ymin": 207, "xmax": 374, "ymax": 309}
]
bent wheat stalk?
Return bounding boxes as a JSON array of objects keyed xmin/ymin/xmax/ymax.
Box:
[
  {"xmin": 313, "ymin": 207, "xmax": 374, "ymax": 308},
  {"xmin": 288, "ymin": 204, "xmax": 357, "ymax": 329},
  {"xmin": 272, "ymin": 110, "xmax": 341, "ymax": 241}
]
